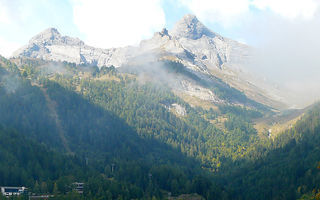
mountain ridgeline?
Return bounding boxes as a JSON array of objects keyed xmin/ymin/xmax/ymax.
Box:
[
  {"xmin": 0, "ymin": 14, "xmax": 319, "ymax": 200},
  {"xmin": 13, "ymin": 14, "xmax": 288, "ymax": 110}
]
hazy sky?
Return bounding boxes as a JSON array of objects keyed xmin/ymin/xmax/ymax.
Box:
[{"xmin": 0, "ymin": 0, "xmax": 319, "ymax": 105}]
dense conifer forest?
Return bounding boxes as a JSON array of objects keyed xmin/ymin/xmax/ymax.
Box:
[{"xmin": 0, "ymin": 57, "xmax": 320, "ymax": 199}]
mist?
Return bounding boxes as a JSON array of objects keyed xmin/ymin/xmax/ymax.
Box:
[
  {"xmin": 0, "ymin": 74, "xmax": 21, "ymax": 94},
  {"xmin": 242, "ymin": 12, "xmax": 320, "ymax": 107},
  {"xmin": 40, "ymin": 63, "xmax": 69, "ymax": 76},
  {"xmin": 119, "ymin": 52, "xmax": 182, "ymax": 89}
]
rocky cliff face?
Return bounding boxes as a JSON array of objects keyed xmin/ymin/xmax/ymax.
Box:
[
  {"xmin": 13, "ymin": 15, "xmax": 248, "ymax": 71},
  {"xmin": 12, "ymin": 15, "xmax": 288, "ymax": 109},
  {"xmin": 13, "ymin": 28, "xmax": 134, "ymax": 67}
]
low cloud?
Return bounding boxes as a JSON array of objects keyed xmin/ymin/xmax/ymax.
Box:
[
  {"xmin": 244, "ymin": 12, "xmax": 320, "ymax": 107},
  {"xmin": 0, "ymin": 74, "xmax": 21, "ymax": 94}
]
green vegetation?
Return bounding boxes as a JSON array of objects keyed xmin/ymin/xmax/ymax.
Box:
[
  {"xmin": 219, "ymin": 103, "xmax": 320, "ymax": 199},
  {"xmin": 0, "ymin": 59, "xmax": 219, "ymax": 199},
  {"xmin": 53, "ymin": 63, "xmax": 262, "ymax": 171},
  {"xmin": 1, "ymin": 57, "xmax": 320, "ymax": 199}
]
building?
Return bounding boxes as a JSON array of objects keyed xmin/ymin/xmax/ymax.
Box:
[
  {"xmin": 0, "ymin": 186, "xmax": 27, "ymax": 197},
  {"xmin": 29, "ymin": 194, "xmax": 54, "ymax": 199},
  {"xmin": 72, "ymin": 182, "xmax": 84, "ymax": 194}
]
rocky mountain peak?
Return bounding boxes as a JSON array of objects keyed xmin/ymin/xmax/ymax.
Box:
[
  {"xmin": 170, "ymin": 14, "xmax": 216, "ymax": 40},
  {"xmin": 12, "ymin": 27, "xmax": 87, "ymax": 64},
  {"xmin": 30, "ymin": 27, "xmax": 61, "ymax": 44},
  {"xmin": 28, "ymin": 27, "xmax": 84, "ymax": 47}
]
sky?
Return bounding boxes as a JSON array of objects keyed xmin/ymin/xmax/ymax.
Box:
[{"xmin": 0, "ymin": 0, "xmax": 320, "ymax": 106}]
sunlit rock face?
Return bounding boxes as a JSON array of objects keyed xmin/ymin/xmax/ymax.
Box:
[
  {"xmin": 12, "ymin": 28, "xmax": 132, "ymax": 68},
  {"xmin": 13, "ymin": 15, "xmax": 249, "ymax": 71}
]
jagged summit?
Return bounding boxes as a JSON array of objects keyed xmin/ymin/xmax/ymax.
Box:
[
  {"xmin": 30, "ymin": 27, "xmax": 61, "ymax": 42},
  {"xmin": 12, "ymin": 27, "xmax": 105, "ymax": 65},
  {"xmin": 28, "ymin": 27, "xmax": 84, "ymax": 47},
  {"xmin": 170, "ymin": 14, "xmax": 216, "ymax": 40}
]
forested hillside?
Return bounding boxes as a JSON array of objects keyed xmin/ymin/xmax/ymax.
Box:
[
  {"xmin": 220, "ymin": 103, "xmax": 320, "ymax": 199},
  {"xmin": 0, "ymin": 57, "xmax": 220, "ymax": 199},
  {"xmin": 1, "ymin": 56, "xmax": 320, "ymax": 199}
]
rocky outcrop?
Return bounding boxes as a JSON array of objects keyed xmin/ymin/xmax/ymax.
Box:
[
  {"xmin": 12, "ymin": 28, "xmax": 133, "ymax": 67},
  {"xmin": 179, "ymin": 80, "xmax": 222, "ymax": 103},
  {"xmin": 169, "ymin": 103, "xmax": 187, "ymax": 116}
]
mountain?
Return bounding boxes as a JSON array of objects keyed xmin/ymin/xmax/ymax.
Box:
[
  {"xmin": 12, "ymin": 15, "xmax": 245, "ymax": 70},
  {"xmin": 12, "ymin": 14, "xmax": 288, "ymax": 110},
  {"xmin": 3, "ymin": 39, "xmax": 320, "ymax": 199}
]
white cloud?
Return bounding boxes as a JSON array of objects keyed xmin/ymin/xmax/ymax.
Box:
[
  {"xmin": 252, "ymin": 0, "xmax": 319, "ymax": 20},
  {"xmin": 0, "ymin": 0, "xmax": 32, "ymax": 25},
  {"xmin": 179, "ymin": 0, "xmax": 320, "ymax": 26},
  {"xmin": 0, "ymin": 36, "xmax": 20, "ymax": 57},
  {"xmin": 178, "ymin": 0, "xmax": 251, "ymax": 25},
  {"xmin": 0, "ymin": 1, "xmax": 11, "ymax": 24},
  {"xmin": 71, "ymin": 0, "xmax": 166, "ymax": 48}
]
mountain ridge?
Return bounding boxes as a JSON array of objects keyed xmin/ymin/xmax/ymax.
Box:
[
  {"xmin": 12, "ymin": 14, "xmax": 289, "ymax": 110},
  {"xmin": 12, "ymin": 14, "xmax": 248, "ymax": 69}
]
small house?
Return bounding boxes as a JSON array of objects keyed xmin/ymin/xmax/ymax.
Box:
[{"xmin": 0, "ymin": 186, "xmax": 27, "ymax": 197}]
